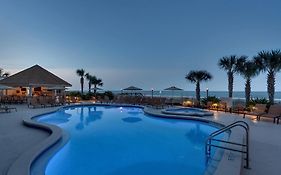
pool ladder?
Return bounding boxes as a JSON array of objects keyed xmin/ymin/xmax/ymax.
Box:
[{"xmin": 205, "ymin": 121, "xmax": 250, "ymax": 169}]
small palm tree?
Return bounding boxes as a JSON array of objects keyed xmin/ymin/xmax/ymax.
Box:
[
  {"xmin": 185, "ymin": 70, "xmax": 212, "ymax": 104},
  {"xmin": 91, "ymin": 76, "xmax": 103, "ymax": 96},
  {"xmin": 237, "ymin": 59, "xmax": 260, "ymax": 106},
  {"xmin": 0, "ymin": 68, "xmax": 9, "ymax": 78},
  {"xmin": 85, "ymin": 73, "xmax": 93, "ymax": 93},
  {"xmin": 218, "ymin": 55, "xmax": 247, "ymax": 98},
  {"xmin": 254, "ymin": 49, "xmax": 281, "ymax": 104},
  {"xmin": 76, "ymin": 69, "xmax": 85, "ymax": 94}
]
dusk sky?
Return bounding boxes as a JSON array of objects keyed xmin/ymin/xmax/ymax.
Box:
[{"xmin": 1, "ymin": 0, "xmax": 281, "ymax": 91}]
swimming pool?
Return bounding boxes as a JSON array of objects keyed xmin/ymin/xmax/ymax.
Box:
[
  {"xmin": 163, "ymin": 107, "xmax": 214, "ymax": 117},
  {"xmin": 36, "ymin": 105, "xmax": 224, "ymax": 175}
]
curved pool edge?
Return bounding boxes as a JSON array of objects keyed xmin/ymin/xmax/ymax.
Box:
[
  {"xmin": 6, "ymin": 108, "xmax": 63, "ymax": 175},
  {"xmin": 7, "ymin": 103, "xmax": 244, "ymax": 175},
  {"xmin": 6, "ymin": 103, "xmax": 145, "ymax": 175}
]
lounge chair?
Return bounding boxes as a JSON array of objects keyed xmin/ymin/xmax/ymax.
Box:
[
  {"xmin": 192, "ymin": 99, "xmax": 200, "ymax": 107},
  {"xmin": 39, "ymin": 96, "xmax": 47, "ymax": 107},
  {"xmin": 258, "ymin": 104, "xmax": 281, "ymax": 123},
  {"xmin": 220, "ymin": 97, "xmax": 233, "ymax": 112},
  {"xmin": 218, "ymin": 102, "xmax": 228, "ymax": 112},
  {"xmin": 232, "ymin": 103, "xmax": 246, "ymax": 115},
  {"xmin": 207, "ymin": 102, "xmax": 219, "ymax": 111},
  {"xmin": 244, "ymin": 104, "xmax": 267, "ymax": 118},
  {"xmin": 0, "ymin": 104, "xmax": 17, "ymax": 113},
  {"xmin": 28, "ymin": 97, "xmax": 41, "ymax": 108},
  {"xmin": 205, "ymin": 101, "xmax": 213, "ymax": 110}
]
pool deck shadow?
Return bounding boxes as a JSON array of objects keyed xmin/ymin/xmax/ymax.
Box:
[{"xmin": 0, "ymin": 104, "xmax": 281, "ymax": 175}]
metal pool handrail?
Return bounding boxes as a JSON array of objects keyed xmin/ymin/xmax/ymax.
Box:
[{"xmin": 205, "ymin": 121, "xmax": 250, "ymax": 169}]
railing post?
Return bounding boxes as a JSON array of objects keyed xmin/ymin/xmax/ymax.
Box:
[
  {"xmin": 205, "ymin": 121, "xmax": 250, "ymax": 169},
  {"xmin": 245, "ymin": 127, "xmax": 250, "ymax": 169}
]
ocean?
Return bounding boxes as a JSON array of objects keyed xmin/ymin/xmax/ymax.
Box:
[{"xmin": 113, "ymin": 90, "xmax": 281, "ymax": 101}]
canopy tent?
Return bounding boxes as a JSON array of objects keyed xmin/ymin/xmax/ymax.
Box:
[
  {"xmin": 122, "ymin": 86, "xmax": 142, "ymax": 91},
  {"xmin": 122, "ymin": 86, "xmax": 143, "ymax": 96},
  {"xmin": 0, "ymin": 65, "xmax": 71, "ymax": 96},
  {"xmin": 164, "ymin": 86, "xmax": 183, "ymax": 91},
  {"xmin": 164, "ymin": 86, "xmax": 184, "ymax": 105}
]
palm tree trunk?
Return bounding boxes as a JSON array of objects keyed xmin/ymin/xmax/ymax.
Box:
[
  {"xmin": 228, "ymin": 72, "xmax": 233, "ymax": 98},
  {"xmin": 196, "ymin": 81, "xmax": 200, "ymax": 104},
  {"xmin": 94, "ymin": 84, "xmax": 97, "ymax": 96},
  {"xmin": 88, "ymin": 82, "xmax": 91, "ymax": 93},
  {"xmin": 245, "ymin": 78, "xmax": 251, "ymax": 106},
  {"xmin": 80, "ymin": 77, "xmax": 84, "ymax": 94},
  {"xmin": 267, "ymin": 70, "xmax": 275, "ymax": 104}
]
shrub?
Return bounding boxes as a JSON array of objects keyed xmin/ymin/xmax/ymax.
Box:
[
  {"xmin": 104, "ymin": 91, "xmax": 114, "ymax": 100},
  {"xmin": 67, "ymin": 91, "xmax": 81, "ymax": 97},
  {"xmin": 201, "ymin": 96, "xmax": 220, "ymax": 105},
  {"xmin": 249, "ymin": 98, "xmax": 269, "ymax": 106}
]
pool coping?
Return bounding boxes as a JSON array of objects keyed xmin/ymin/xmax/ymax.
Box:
[
  {"xmin": 161, "ymin": 106, "xmax": 214, "ymax": 117},
  {"xmin": 6, "ymin": 103, "xmax": 244, "ymax": 175}
]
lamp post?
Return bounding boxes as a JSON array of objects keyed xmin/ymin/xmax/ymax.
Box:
[
  {"xmin": 206, "ymin": 88, "xmax": 209, "ymax": 98},
  {"xmin": 151, "ymin": 88, "xmax": 154, "ymax": 98}
]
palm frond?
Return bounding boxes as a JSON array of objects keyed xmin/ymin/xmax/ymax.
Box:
[
  {"xmin": 76, "ymin": 69, "xmax": 85, "ymax": 77},
  {"xmin": 237, "ymin": 60, "xmax": 260, "ymax": 79},
  {"xmin": 185, "ymin": 70, "xmax": 212, "ymax": 83}
]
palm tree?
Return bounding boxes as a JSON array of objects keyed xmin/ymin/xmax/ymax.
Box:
[
  {"xmin": 218, "ymin": 55, "xmax": 247, "ymax": 98},
  {"xmin": 76, "ymin": 69, "xmax": 85, "ymax": 94},
  {"xmin": 236, "ymin": 59, "xmax": 260, "ymax": 106},
  {"xmin": 91, "ymin": 76, "xmax": 103, "ymax": 96},
  {"xmin": 0, "ymin": 68, "xmax": 9, "ymax": 78},
  {"xmin": 185, "ymin": 70, "xmax": 212, "ymax": 104},
  {"xmin": 85, "ymin": 73, "xmax": 93, "ymax": 93},
  {"xmin": 254, "ymin": 50, "xmax": 281, "ymax": 104}
]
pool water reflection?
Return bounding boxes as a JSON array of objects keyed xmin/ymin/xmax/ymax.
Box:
[{"xmin": 37, "ymin": 105, "xmax": 224, "ymax": 175}]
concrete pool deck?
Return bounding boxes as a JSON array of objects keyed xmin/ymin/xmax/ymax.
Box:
[{"xmin": 0, "ymin": 104, "xmax": 281, "ymax": 175}]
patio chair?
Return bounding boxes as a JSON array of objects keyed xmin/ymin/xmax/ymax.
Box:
[
  {"xmin": 192, "ymin": 99, "xmax": 200, "ymax": 108},
  {"xmin": 46, "ymin": 96, "xmax": 56, "ymax": 106},
  {"xmin": 205, "ymin": 101, "xmax": 213, "ymax": 110},
  {"xmin": 217, "ymin": 102, "xmax": 228, "ymax": 112},
  {"xmin": 258, "ymin": 104, "xmax": 281, "ymax": 123},
  {"xmin": 244, "ymin": 104, "xmax": 267, "ymax": 119},
  {"xmin": 232, "ymin": 103, "xmax": 246, "ymax": 115},
  {"xmin": 28, "ymin": 97, "xmax": 41, "ymax": 108},
  {"xmin": 0, "ymin": 104, "xmax": 17, "ymax": 113},
  {"xmin": 39, "ymin": 96, "xmax": 47, "ymax": 107}
]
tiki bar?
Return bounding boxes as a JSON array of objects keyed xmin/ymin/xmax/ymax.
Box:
[{"xmin": 0, "ymin": 65, "xmax": 72, "ymax": 107}]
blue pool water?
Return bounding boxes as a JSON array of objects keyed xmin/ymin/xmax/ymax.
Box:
[{"xmin": 37, "ymin": 105, "xmax": 223, "ymax": 175}]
